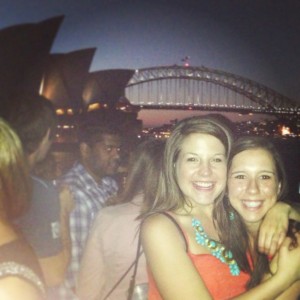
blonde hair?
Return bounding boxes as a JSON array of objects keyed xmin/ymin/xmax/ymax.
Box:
[{"xmin": 0, "ymin": 118, "xmax": 31, "ymax": 219}]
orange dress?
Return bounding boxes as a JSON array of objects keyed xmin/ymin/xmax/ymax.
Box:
[{"xmin": 148, "ymin": 215, "xmax": 250, "ymax": 300}]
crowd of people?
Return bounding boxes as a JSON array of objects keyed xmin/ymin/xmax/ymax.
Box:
[{"xmin": 0, "ymin": 93, "xmax": 300, "ymax": 300}]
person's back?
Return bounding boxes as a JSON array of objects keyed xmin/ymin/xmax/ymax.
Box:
[
  {"xmin": 79, "ymin": 196, "xmax": 146, "ymax": 300},
  {"xmin": 15, "ymin": 175, "xmax": 61, "ymax": 259},
  {"xmin": 78, "ymin": 139, "xmax": 164, "ymax": 300},
  {"xmin": 1, "ymin": 94, "xmax": 71, "ymax": 298},
  {"xmin": 0, "ymin": 118, "xmax": 46, "ymax": 299}
]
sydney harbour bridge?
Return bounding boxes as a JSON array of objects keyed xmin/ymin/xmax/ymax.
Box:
[{"xmin": 125, "ymin": 65, "xmax": 299, "ymax": 116}]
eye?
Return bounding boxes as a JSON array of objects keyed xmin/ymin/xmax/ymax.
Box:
[
  {"xmin": 211, "ymin": 156, "xmax": 225, "ymax": 164},
  {"xmin": 212, "ymin": 157, "xmax": 223, "ymax": 163},
  {"xmin": 105, "ymin": 146, "xmax": 121, "ymax": 153},
  {"xmin": 234, "ymin": 174, "xmax": 246, "ymax": 180},
  {"xmin": 260, "ymin": 174, "xmax": 272, "ymax": 180},
  {"xmin": 187, "ymin": 156, "xmax": 198, "ymax": 163}
]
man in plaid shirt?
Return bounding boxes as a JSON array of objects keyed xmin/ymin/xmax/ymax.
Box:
[{"xmin": 58, "ymin": 122, "xmax": 121, "ymax": 299}]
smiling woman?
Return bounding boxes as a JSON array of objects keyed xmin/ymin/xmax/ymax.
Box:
[
  {"xmin": 175, "ymin": 133, "xmax": 227, "ymax": 207},
  {"xmin": 141, "ymin": 116, "xmax": 300, "ymax": 300},
  {"xmin": 223, "ymin": 136, "xmax": 300, "ymax": 298},
  {"xmin": 228, "ymin": 144, "xmax": 282, "ymax": 230}
]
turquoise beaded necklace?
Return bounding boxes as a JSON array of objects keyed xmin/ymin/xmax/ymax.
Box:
[{"xmin": 192, "ymin": 218, "xmax": 240, "ymax": 276}]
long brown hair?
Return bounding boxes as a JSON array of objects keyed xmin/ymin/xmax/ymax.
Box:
[
  {"xmin": 216, "ymin": 136, "xmax": 288, "ymax": 288},
  {"xmin": 118, "ymin": 138, "xmax": 165, "ymax": 211}
]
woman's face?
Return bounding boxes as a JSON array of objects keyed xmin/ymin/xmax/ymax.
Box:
[
  {"xmin": 228, "ymin": 148, "xmax": 280, "ymax": 228},
  {"xmin": 176, "ymin": 133, "xmax": 227, "ymax": 207}
]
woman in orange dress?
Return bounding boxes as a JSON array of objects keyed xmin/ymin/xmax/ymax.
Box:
[{"xmin": 141, "ymin": 115, "xmax": 300, "ymax": 300}]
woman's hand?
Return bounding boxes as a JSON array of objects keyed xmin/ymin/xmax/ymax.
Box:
[
  {"xmin": 258, "ymin": 202, "xmax": 290, "ymax": 257},
  {"xmin": 276, "ymin": 234, "xmax": 300, "ymax": 284}
]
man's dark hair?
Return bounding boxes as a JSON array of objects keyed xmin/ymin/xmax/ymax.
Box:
[
  {"xmin": 77, "ymin": 121, "xmax": 121, "ymax": 146},
  {"xmin": 3, "ymin": 94, "xmax": 57, "ymax": 155}
]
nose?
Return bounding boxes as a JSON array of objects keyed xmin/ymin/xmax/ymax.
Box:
[
  {"xmin": 112, "ymin": 148, "xmax": 121, "ymax": 160},
  {"xmin": 246, "ymin": 178, "xmax": 259, "ymax": 195},
  {"xmin": 198, "ymin": 160, "xmax": 212, "ymax": 177}
]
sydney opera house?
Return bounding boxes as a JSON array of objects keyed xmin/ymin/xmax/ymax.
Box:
[{"xmin": 0, "ymin": 15, "xmax": 142, "ymax": 147}]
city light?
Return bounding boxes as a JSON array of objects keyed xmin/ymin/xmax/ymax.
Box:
[
  {"xmin": 56, "ymin": 109, "xmax": 64, "ymax": 115},
  {"xmin": 87, "ymin": 103, "xmax": 101, "ymax": 112},
  {"xmin": 281, "ymin": 125, "xmax": 291, "ymax": 136}
]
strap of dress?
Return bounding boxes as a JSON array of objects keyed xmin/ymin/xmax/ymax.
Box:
[{"xmin": 160, "ymin": 212, "xmax": 188, "ymax": 251}]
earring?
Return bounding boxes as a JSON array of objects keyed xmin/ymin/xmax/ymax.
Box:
[{"xmin": 229, "ymin": 211, "xmax": 235, "ymax": 221}]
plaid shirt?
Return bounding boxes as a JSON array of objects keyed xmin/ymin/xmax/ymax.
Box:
[{"xmin": 57, "ymin": 162, "xmax": 118, "ymax": 299}]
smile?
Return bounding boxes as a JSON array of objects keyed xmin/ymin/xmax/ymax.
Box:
[
  {"xmin": 242, "ymin": 200, "xmax": 263, "ymax": 209},
  {"xmin": 193, "ymin": 181, "xmax": 214, "ymax": 189}
]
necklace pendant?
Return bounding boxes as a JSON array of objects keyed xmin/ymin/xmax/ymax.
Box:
[{"xmin": 192, "ymin": 218, "xmax": 240, "ymax": 276}]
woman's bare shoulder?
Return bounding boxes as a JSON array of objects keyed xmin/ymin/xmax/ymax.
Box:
[
  {"xmin": 142, "ymin": 213, "xmax": 175, "ymax": 229},
  {"xmin": 141, "ymin": 212, "xmax": 185, "ymax": 245},
  {"xmin": 0, "ymin": 276, "xmax": 43, "ymax": 300}
]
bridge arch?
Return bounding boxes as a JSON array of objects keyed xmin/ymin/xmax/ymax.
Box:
[{"xmin": 126, "ymin": 65, "xmax": 299, "ymax": 114}]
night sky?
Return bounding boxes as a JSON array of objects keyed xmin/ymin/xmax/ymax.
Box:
[{"xmin": 1, "ymin": 0, "xmax": 300, "ymax": 126}]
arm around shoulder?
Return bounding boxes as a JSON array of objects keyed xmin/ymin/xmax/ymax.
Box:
[
  {"xmin": 259, "ymin": 201, "xmax": 300, "ymax": 256},
  {"xmin": 233, "ymin": 236, "xmax": 300, "ymax": 300},
  {"xmin": 288, "ymin": 202, "xmax": 300, "ymax": 222},
  {"xmin": 274, "ymin": 280, "xmax": 300, "ymax": 300}
]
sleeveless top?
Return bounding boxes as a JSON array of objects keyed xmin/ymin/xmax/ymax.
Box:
[
  {"xmin": 0, "ymin": 238, "xmax": 46, "ymax": 296},
  {"xmin": 148, "ymin": 213, "xmax": 250, "ymax": 300}
]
